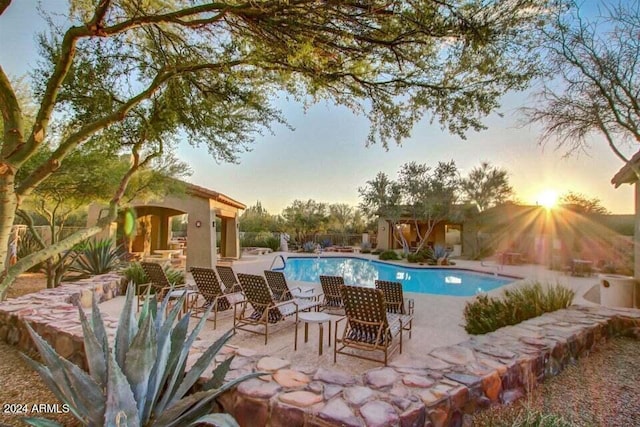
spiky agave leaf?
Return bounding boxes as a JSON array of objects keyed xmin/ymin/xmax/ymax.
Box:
[
  {"xmin": 155, "ymin": 304, "xmax": 214, "ymax": 413},
  {"xmin": 105, "ymin": 350, "xmax": 140, "ymax": 426},
  {"xmin": 114, "ymin": 282, "xmax": 139, "ymax": 367},
  {"xmin": 78, "ymin": 301, "xmax": 107, "ymax": 386},
  {"xmin": 141, "ymin": 290, "xmax": 187, "ymax": 422},
  {"xmin": 23, "ymin": 323, "xmax": 105, "ymax": 424},
  {"xmin": 155, "ymin": 374, "xmax": 263, "ymax": 427},
  {"xmin": 203, "ymin": 356, "xmax": 234, "ymax": 390},
  {"xmin": 22, "ymin": 417, "xmax": 65, "ymax": 427},
  {"xmin": 123, "ymin": 304, "xmax": 157, "ymax": 419},
  {"xmin": 188, "ymin": 413, "xmax": 239, "ymax": 427},
  {"xmin": 166, "ymin": 329, "xmax": 235, "ymax": 409}
]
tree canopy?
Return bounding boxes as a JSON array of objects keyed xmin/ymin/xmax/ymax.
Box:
[
  {"xmin": 0, "ymin": 0, "xmax": 552, "ymax": 296},
  {"xmin": 525, "ymin": 0, "xmax": 640, "ymax": 165},
  {"xmin": 460, "ymin": 161, "xmax": 513, "ymax": 211}
]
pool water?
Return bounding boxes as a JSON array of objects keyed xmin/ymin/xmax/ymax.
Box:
[{"xmin": 278, "ymin": 256, "xmax": 514, "ymax": 297}]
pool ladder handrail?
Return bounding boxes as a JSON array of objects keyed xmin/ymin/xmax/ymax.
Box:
[{"xmin": 269, "ymin": 254, "xmax": 287, "ymax": 270}]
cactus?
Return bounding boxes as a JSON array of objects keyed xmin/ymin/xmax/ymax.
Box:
[{"xmin": 21, "ymin": 283, "xmax": 258, "ymax": 426}]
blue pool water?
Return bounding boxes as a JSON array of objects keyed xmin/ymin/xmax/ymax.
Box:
[{"xmin": 278, "ymin": 256, "xmax": 514, "ymax": 296}]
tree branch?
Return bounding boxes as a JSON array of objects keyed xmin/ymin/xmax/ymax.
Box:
[{"xmin": 0, "ymin": 66, "xmax": 24, "ymax": 159}]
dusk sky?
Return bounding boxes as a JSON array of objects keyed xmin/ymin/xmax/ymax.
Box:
[{"xmin": 1, "ymin": 1, "xmax": 635, "ymax": 214}]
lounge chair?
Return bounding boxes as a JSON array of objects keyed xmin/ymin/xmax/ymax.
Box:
[
  {"xmin": 335, "ymin": 285, "xmax": 413, "ymax": 365},
  {"xmin": 139, "ymin": 262, "xmax": 194, "ymax": 313},
  {"xmin": 264, "ymin": 270, "xmax": 316, "ymax": 302},
  {"xmin": 216, "ymin": 264, "xmax": 243, "ymax": 293},
  {"xmin": 235, "ymin": 273, "xmax": 300, "ymax": 345},
  {"xmin": 319, "ymin": 275, "xmax": 345, "ymax": 311},
  {"xmin": 374, "ymin": 280, "xmax": 415, "ymax": 315},
  {"xmin": 190, "ymin": 267, "xmax": 245, "ymax": 329}
]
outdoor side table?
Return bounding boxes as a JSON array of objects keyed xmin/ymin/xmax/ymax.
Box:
[{"xmin": 295, "ymin": 312, "xmax": 333, "ymax": 356}]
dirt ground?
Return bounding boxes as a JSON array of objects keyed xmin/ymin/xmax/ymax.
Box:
[{"xmin": 0, "ymin": 274, "xmax": 79, "ymax": 426}]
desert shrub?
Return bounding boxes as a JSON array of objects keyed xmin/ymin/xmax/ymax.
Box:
[
  {"xmin": 22, "ymin": 285, "xmax": 257, "ymax": 427},
  {"xmin": 378, "ymin": 250, "xmax": 400, "ymax": 260},
  {"xmin": 320, "ymin": 238, "xmax": 333, "ymax": 248},
  {"xmin": 16, "ymin": 231, "xmax": 45, "ymax": 272},
  {"xmin": 463, "ymin": 282, "xmax": 575, "ymax": 334},
  {"xmin": 303, "ymin": 241, "xmax": 317, "ymax": 252},
  {"xmin": 68, "ymin": 238, "xmax": 123, "ymax": 277},
  {"xmin": 371, "ymin": 248, "xmax": 383, "ymax": 255},
  {"xmin": 122, "ymin": 262, "xmax": 185, "ymax": 291},
  {"xmin": 240, "ymin": 231, "xmax": 279, "ymax": 250},
  {"xmin": 407, "ymin": 252, "xmax": 425, "ymax": 263}
]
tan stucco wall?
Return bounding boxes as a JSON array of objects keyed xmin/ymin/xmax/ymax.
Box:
[
  {"xmin": 377, "ymin": 218, "xmax": 390, "ymax": 250},
  {"xmin": 87, "ymin": 191, "xmax": 243, "ymax": 270}
]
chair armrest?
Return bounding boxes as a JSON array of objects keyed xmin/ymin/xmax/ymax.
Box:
[
  {"xmin": 273, "ymin": 299, "xmax": 298, "ymax": 310},
  {"xmin": 226, "ymin": 283, "xmax": 243, "ymax": 294}
]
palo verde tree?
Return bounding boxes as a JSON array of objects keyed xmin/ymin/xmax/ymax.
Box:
[
  {"xmin": 525, "ymin": 0, "xmax": 640, "ymax": 169},
  {"xmin": 0, "ymin": 0, "xmax": 551, "ymax": 297},
  {"xmin": 460, "ymin": 161, "xmax": 513, "ymax": 211},
  {"xmin": 281, "ymin": 199, "xmax": 328, "ymax": 243},
  {"xmin": 360, "ymin": 162, "xmax": 460, "ymax": 254}
]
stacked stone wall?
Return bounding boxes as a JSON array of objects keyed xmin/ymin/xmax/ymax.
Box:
[{"xmin": 0, "ymin": 275, "xmax": 639, "ymax": 426}]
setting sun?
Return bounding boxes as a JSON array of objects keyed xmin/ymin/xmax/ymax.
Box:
[{"xmin": 538, "ymin": 190, "xmax": 559, "ymax": 209}]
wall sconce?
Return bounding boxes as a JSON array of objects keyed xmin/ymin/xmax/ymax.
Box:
[
  {"xmin": 382, "ymin": 226, "xmax": 386, "ymax": 231},
  {"xmin": 195, "ymin": 220, "xmax": 202, "ymax": 228}
]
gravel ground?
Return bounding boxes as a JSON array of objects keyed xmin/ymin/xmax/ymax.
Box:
[
  {"xmin": 1, "ymin": 274, "xmax": 638, "ymax": 427},
  {"xmin": 471, "ymin": 336, "xmax": 640, "ymax": 427},
  {"xmin": 0, "ymin": 274, "xmax": 79, "ymax": 427}
]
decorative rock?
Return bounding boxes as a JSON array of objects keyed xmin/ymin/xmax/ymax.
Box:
[
  {"xmin": 443, "ymin": 372, "xmax": 481, "ymax": 387},
  {"xmin": 400, "ymin": 404, "xmax": 427, "ymax": 427},
  {"xmin": 392, "ymin": 396, "xmax": 413, "ymax": 411},
  {"xmin": 256, "ymin": 356, "xmax": 290, "ymax": 371},
  {"xmin": 481, "ymin": 372, "xmax": 502, "ymax": 402},
  {"xmin": 273, "ymin": 369, "xmax": 311, "ymax": 388},
  {"xmin": 236, "ymin": 378, "xmax": 282, "ymax": 399},
  {"xmin": 54, "ymin": 334, "xmax": 75, "ymax": 358},
  {"xmin": 314, "ymin": 367, "xmax": 356, "ymax": 386},
  {"xmin": 279, "ymin": 390, "xmax": 323, "ymax": 407},
  {"xmin": 323, "ymin": 384, "xmax": 343, "ymax": 400},
  {"xmin": 500, "ymin": 388, "xmax": 525, "ymax": 405},
  {"xmin": 430, "ymin": 345, "xmax": 477, "ymax": 366},
  {"xmin": 360, "ymin": 400, "xmax": 399, "ymax": 427},
  {"xmin": 318, "ymin": 398, "xmax": 363, "ymax": 427},
  {"xmin": 271, "ymin": 401, "xmax": 306, "ymax": 427},
  {"xmin": 344, "ymin": 385, "xmax": 374, "ymax": 405},
  {"xmin": 365, "ymin": 367, "xmax": 398, "ymax": 389},
  {"xmin": 235, "ymin": 347, "xmax": 257, "ymax": 357},
  {"xmin": 403, "ymin": 374, "xmax": 435, "ymax": 388},
  {"xmin": 230, "ymin": 356, "xmax": 251, "ymax": 370}
]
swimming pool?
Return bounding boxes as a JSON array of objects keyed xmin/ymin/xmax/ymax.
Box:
[{"xmin": 277, "ymin": 256, "xmax": 515, "ymax": 297}]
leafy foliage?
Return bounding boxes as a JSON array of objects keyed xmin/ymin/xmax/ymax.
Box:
[
  {"xmin": 378, "ymin": 250, "xmax": 401, "ymax": 261},
  {"xmin": 68, "ymin": 238, "xmax": 123, "ymax": 277},
  {"xmin": 22, "ymin": 284, "xmax": 257, "ymax": 426},
  {"xmin": 240, "ymin": 232, "xmax": 280, "ymax": 251},
  {"xmin": 282, "ymin": 200, "xmax": 329, "ymax": 243},
  {"xmin": 560, "ymin": 191, "xmax": 610, "ymax": 215},
  {"xmin": 525, "ymin": 0, "xmax": 640, "ymax": 163},
  {"xmin": 463, "ymin": 282, "xmax": 575, "ymax": 334},
  {"xmin": 122, "ymin": 262, "xmax": 186, "ymax": 291},
  {"xmin": 460, "ymin": 162, "xmax": 514, "ymax": 211}
]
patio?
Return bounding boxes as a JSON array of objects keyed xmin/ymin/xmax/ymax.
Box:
[
  {"xmin": 2, "ymin": 254, "xmax": 638, "ymax": 426},
  {"xmin": 98, "ymin": 253, "xmax": 605, "ymax": 374}
]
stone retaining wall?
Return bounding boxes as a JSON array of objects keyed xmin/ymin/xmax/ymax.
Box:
[{"xmin": 1, "ymin": 276, "xmax": 639, "ymax": 426}]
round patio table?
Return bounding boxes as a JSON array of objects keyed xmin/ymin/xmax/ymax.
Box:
[{"xmin": 295, "ymin": 312, "xmax": 333, "ymax": 356}]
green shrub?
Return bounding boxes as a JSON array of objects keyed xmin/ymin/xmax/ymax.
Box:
[
  {"xmin": 463, "ymin": 282, "xmax": 575, "ymax": 334},
  {"xmin": 371, "ymin": 248, "xmax": 383, "ymax": 255},
  {"xmin": 378, "ymin": 250, "xmax": 400, "ymax": 260},
  {"xmin": 407, "ymin": 252, "xmax": 425, "ymax": 263},
  {"xmin": 22, "ymin": 284, "xmax": 258, "ymax": 427},
  {"xmin": 68, "ymin": 238, "xmax": 123, "ymax": 277},
  {"xmin": 122, "ymin": 262, "xmax": 186, "ymax": 293}
]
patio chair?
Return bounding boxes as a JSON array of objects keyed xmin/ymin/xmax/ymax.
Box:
[
  {"xmin": 235, "ymin": 273, "xmax": 300, "ymax": 345},
  {"xmin": 264, "ymin": 270, "xmax": 316, "ymax": 303},
  {"xmin": 374, "ymin": 280, "xmax": 415, "ymax": 315},
  {"xmin": 216, "ymin": 264, "xmax": 243, "ymax": 293},
  {"xmin": 319, "ymin": 275, "xmax": 345, "ymax": 311},
  {"xmin": 190, "ymin": 267, "xmax": 245, "ymax": 329},
  {"xmin": 139, "ymin": 262, "xmax": 194, "ymax": 313},
  {"xmin": 335, "ymin": 285, "xmax": 413, "ymax": 365}
]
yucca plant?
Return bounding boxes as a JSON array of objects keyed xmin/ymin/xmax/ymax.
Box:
[
  {"xmin": 69, "ymin": 238, "xmax": 123, "ymax": 277},
  {"xmin": 22, "ymin": 283, "xmax": 258, "ymax": 426}
]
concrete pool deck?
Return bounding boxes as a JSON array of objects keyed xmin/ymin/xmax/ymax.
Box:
[{"xmin": 98, "ymin": 252, "xmax": 604, "ymax": 375}]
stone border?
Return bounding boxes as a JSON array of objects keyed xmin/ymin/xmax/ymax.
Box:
[{"xmin": 1, "ymin": 275, "xmax": 639, "ymax": 426}]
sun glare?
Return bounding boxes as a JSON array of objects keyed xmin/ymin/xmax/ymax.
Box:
[{"xmin": 538, "ymin": 190, "xmax": 559, "ymax": 209}]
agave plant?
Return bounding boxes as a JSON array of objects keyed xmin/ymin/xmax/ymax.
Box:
[
  {"xmin": 68, "ymin": 238, "xmax": 123, "ymax": 277},
  {"xmin": 22, "ymin": 283, "xmax": 258, "ymax": 426}
]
